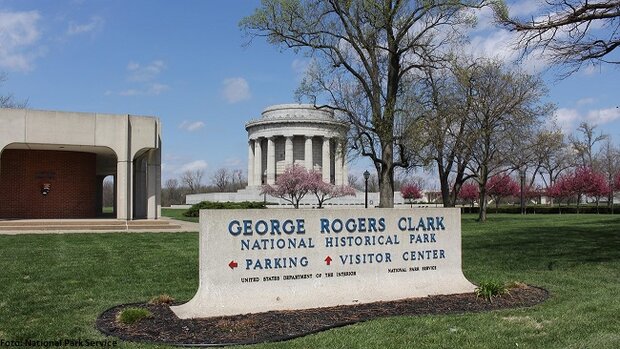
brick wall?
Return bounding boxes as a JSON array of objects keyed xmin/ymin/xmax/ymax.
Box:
[{"xmin": 0, "ymin": 149, "xmax": 97, "ymax": 219}]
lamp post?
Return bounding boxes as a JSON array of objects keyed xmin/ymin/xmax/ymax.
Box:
[{"xmin": 363, "ymin": 170, "xmax": 370, "ymax": 208}]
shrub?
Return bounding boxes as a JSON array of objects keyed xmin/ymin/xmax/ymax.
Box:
[
  {"xmin": 148, "ymin": 294, "xmax": 175, "ymax": 305},
  {"xmin": 183, "ymin": 201, "xmax": 267, "ymax": 217},
  {"xmin": 116, "ymin": 307, "xmax": 152, "ymax": 325},
  {"xmin": 475, "ymin": 280, "xmax": 508, "ymax": 302}
]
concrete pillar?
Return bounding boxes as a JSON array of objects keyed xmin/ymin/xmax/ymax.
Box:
[
  {"xmin": 267, "ymin": 137, "xmax": 276, "ymax": 185},
  {"xmin": 254, "ymin": 138, "xmax": 262, "ymax": 185},
  {"xmin": 304, "ymin": 136, "xmax": 313, "ymax": 171},
  {"xmin": 247, "ymin": 140, "xmax": 254, "ymax": 186},
  {"xmin": 322, "ymin": 137, "xmax": 331, "ymax": 183},
  {"xmin": 334, "ymin": 139, "xmax": 343, "ymax": 185},
  {"xmin": 285, "ymin": 136, "xmax": 293, "ymax": 167},
  {"xmin": 116, "ymin": 160, "xmax": 133, "ymax": 220},
  {"xmin": 147, "ymin": 148, "xmax": 161, "ymax": 219},
  {"xmin": 343, "ymin": 161, "xmax": 349, "ymax": 185}
]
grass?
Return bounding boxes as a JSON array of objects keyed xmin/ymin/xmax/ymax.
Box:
[
  {"xmin": 0, "ymin": 214, "xmax": 619, "ymax": 348},
  {"xmin": 161, "ymin": 208, "xmax": 198, "ymax": 223}
]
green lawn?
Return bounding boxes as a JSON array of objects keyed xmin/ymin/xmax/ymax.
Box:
[
  {"xmin": 0, "ymin": 214, "xmax": 618, "ymax": 348},
  {"xmin": 161, "ymin": 208, "xmax": 198, "ymax": 223}
]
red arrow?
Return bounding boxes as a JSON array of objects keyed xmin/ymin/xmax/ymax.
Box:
[
  {"xmin": 325, "ymin": 256, "xmax": 332, "ymax": 266},
  {"xmin": 229, "ymin": 260, "xmax": 238, "ymax": 269}
]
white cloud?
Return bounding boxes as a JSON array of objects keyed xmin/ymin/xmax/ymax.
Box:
[
  {"xmin": 67, "ymin": 16, "xmax": 104, "ymax": 36},
  {"xmin": 587, "ymin": 108, "xmax": 620, "ymax": 125},
  {"xmin": 117, "ymin": 83, "xmax": 169, "ymax": 96},
  {"xmin": 0, "ymin": 10, "xmax": 41, "ymax": 71},
  {"xmin": 554, "ymin": 108, "xmax": 580, "ymax": 133},
  {"xmin": 127, "ymin": 60, "xmax": 166, "ymax": 82},
  {"xmin": 222, "ymin": 77, "xmax": 251, "ymax": 103},
  {"xmin": 179, "ymin": 120, "xmax": 205, "ymax": 132},
  {"xmin": 576, "ymin": 97, "xmax": 596, "ymax": 107},
  {"xmin": 176, "ymin": 160, "xmax": 208, "ymax": 174}
]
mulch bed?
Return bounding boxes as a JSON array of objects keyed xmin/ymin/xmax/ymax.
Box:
[{"xmin": 96, "ymin": 285, "xmax": 548, "ymax": 347}]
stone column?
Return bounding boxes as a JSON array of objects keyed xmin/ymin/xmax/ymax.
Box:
[
  {"xmin": 254, "ymin": 138, "xmax": 262, "ymax": 185},
  {"xmin": 147, "ymin": 148, "xmax": 161, "ymax": 220},
  {"xmin": 343, "ymin": 161, "xmax": 349, "ymax": 185},
  {"xmin": 322, "ymin": 137, "xmax": 331, "ymax": 183},
  {"xmin": 285, "ymin": 136, "xmax": 294, "ymax": 167},
  {"xmin": 247, "ymin": 140, "xmax": 254, "ymax": 187},
  {"xmin": 267, "ymin": 137, "xmax": 276, "ymax": 185},
  {"xmin": 304, "ymin": 136, "xmax": 313, "ymax": 171},
  {"xmin": 334, "ymin": 139, "xmax": 343, "ymax": 185},
  {"xmin": 116, "ymin": 160, "xmax": 133, "ymax": 220}
]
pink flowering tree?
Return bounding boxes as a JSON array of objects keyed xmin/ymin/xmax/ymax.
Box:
[
  {"xmin": 579, "ymin": 167, "xmax": 610, "ymax": 211},
  {"xmin": 458, "ymin": 182, "xmax": 479, "ymax": 207},
  {"xmin": 546, "ymin": 174, "xmax": 574, "ymax": 212},
  {"xmin": 261, "ymin": 164, "xmax": 311, "ymax": 208},
  {"xmin": 307, "ymin": 170, "xmax": 356, "ymax": 208},
  {"xmin": 400, "ymin": 183, "xmax": 423, "ymax": 207},
  {"xmin": 487, "ymin": 174, "xmax": 519, "ymax": 208}
]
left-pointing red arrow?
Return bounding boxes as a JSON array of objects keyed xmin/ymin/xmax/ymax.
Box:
[{"xmin": 229, "ymin": 260, "xmax": 238, "ymax": 269}]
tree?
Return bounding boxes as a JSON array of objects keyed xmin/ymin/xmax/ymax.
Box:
[
  {"xmin": 261, "ymin": 164, "xmax": 311, "ymax": 208},
  {"xmin": 416, "ymin": 62, "xmax": 477, "ymax": 207},
  {"xmin": 181, "ymin": 169, "xmax": 204, "ymax": 194},
  {"xmin": 493, "ymin": 0, "xmax": 620, "ymax": 72},
  {"xmin": 0, "ymin": 73, "xmax": 27, "ymax": 108},
  {"xmin": 162, "ymin": 178, "xmax": 184, "ymax": 206},
  {"xmin": 599, "ymin": 138, "xmax": 620, "ymax": 210},
  {"xmin": 307, "ymin": 170, "xmax": 356, "ymax": 208},
  {"xmin": 546, "ymin": 174, "xmax": 574, "ymax": 212},
  {"xmin": 486, "ymin": 173, "xmax": 519, "ymax": 208},
  {"xmin": 211, "ymin": 168, "xmax": 230, "ymax": 191},
  {"xmin": 535, "ymin": 128, "xmax": 574, "ymax": 197},
  {"xmin": 569, "ymin": 122, "xmax": 607, "ymax": 168},
  {"xmin": 458, "ymin": 181, "xmax": 479, "ymax": 207},
  {"xmin": 241, "ymin": 0, "xmax": 485, "ymax": 207},
  {"xmin": 462, "ymin": 59, "xmax": 551, "ymax": 222},
  {"xmin": 401, "ymin": 182, "xmax": 423, "ymax": 207}
]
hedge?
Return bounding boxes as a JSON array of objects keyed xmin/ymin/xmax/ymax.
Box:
[
  {"xmin": 183, "ymin": 201, "xmax": 267, "ymax": 217},
  {"xmin": 460, "ymin": 205, "xmax": 620, "ymax": 214}
]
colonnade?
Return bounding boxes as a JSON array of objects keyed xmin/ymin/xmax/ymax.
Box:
[{"xmin": 247, "ymin": 135, "xmax": 347, "ymax": 186}]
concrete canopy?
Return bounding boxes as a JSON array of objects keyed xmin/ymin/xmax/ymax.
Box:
[{"xmin": 0, "ymin": 109, "xmax": 161, "ymax": 220}]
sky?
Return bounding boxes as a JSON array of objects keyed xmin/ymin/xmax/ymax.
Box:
[{"xmin": 1, "ymin": 0, "xmax": 619, "ymax": 187}]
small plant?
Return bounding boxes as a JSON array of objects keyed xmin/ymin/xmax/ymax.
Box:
[
  {"xmin": 475, "ymin": 280, "xmax": 508, "ymax": 302},
  {"xmin": 116, "ymin": 307, "xmax": 152, "ymax": 325},
  {"xmin": 148, "ymin": 294, "xmax": 175, "ymax": 305},
  {"xmin": 183, "ymin": 201, "xmax": 267, "ymax": 217}
]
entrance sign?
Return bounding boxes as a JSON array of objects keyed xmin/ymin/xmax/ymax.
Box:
[{"xmin": 171, "ymin": 208, "xmax": 475, "ymax": 319}]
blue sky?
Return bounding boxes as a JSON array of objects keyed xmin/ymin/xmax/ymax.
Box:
[{"xmin": 1, "ymin": 0, "xmax": 619, "ymax": 186}]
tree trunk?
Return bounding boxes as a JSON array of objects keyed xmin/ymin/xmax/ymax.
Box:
[
  {"xmin": 478, "ymin": 183, "xmax": 488, "ymax": 222},
  {"xmin": 439, "ymin": 169, "xmax": 452, "ymax": 207},
  {"xmin": 378, "ymin": 141, "xmax": 395, "ymax": 208}
]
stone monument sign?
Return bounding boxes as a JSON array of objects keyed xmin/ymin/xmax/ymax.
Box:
[{"xmin": 171, "ymin": 208, "xmax": 475, "ymax": 319}]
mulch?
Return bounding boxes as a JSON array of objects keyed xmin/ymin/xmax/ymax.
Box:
[{"xmin": 96, "ymin": 285, "xmax": 548, "ymax": 347}]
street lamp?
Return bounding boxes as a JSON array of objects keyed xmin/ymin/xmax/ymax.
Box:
[{"xmin": 363, "ymin": 170, "xmax": 370, "ymax": 208}]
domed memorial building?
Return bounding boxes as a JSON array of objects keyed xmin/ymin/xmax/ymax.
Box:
[
  {"xmin": 246, "ymin": 104, "xmax": 349, "ymax": 186},
  {"xmin": 186, "ymin": 104, "xmax": 356, "ymax": 205}
]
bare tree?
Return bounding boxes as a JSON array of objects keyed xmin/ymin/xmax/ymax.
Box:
[
  {"xmin": 211, "ymin": 168, "xmax": 230, "ymax": 191},
  {"xmin": 181, "ymin": 169, "xmax": 204, "ymax": 194},
  {"xmin": 493, "ymin": 0, "xmax": 620, "ymax": 73},
  {"xmin": 102, "ymin": 177, "xmax": 114, "ymax": 208},
  {"xmin": 0, "ymin": 73, "xmax": 28, "ymax": 108},
  {"xmin": 162, "ymin": 178, "xmax": 185, "ymax": 206},
  {"xmin": 569, "ymin": 121, "xmax": 607, "ymax": 168},
  {"xmin": 535, "ymin": 128, "xmax": 575, "ymax": 192},
  {"xmin": 241, "ymin": 0, "xmax": 486, "ymax": 207},
  {"xmin": 463, "ymin": 59, "xmax": 552, "ymax": 222},
  {"xmin": 599, "ymin": 138, "xmax": 620, "ymax": 209}
]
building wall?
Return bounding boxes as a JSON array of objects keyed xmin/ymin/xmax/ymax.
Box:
[{"xmin": 0, "ymin": 149, "xmax": 97, "ymax": 219}]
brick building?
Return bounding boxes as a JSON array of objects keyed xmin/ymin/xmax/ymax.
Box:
[{"xmin": 0, "ymin": 109, "xmax": 161, "ymax": 220}]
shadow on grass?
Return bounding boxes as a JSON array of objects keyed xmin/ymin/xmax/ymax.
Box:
[{"xmin": 462, "ymin": 215, "xmax": 620, "ymax": 273}]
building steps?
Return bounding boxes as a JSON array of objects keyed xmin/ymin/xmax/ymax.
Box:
[{"xmin": 0, "ymin": 219, "xmax": 182, "ymax": 232}]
